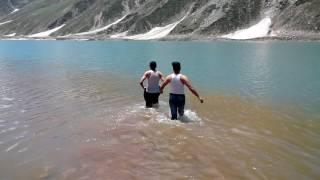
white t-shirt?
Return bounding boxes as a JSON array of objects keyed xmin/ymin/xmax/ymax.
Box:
[
  {"xmin": 170, "ymin": 73, "xmax": 185, "ymax": 95},
  {"xmin": 146, "ymin": 70, "xmax": 161, "ymax": 93}
]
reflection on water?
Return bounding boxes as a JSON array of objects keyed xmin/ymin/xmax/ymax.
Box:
[
  {"xmin": 240, "ymin": 42, "xmax": 273, "ymax": 98},
  {"xmin": 0, "ymin": 40, "xmax": 319, "ymax": 179}
]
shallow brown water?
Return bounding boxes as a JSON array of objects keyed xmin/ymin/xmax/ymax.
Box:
[
  {"xmin": 1, "ymin": 69, "xmax": 319, "ymax": 180},
  {"xmin": 1, "ymin": 40, "xmax": 320, "ymax": 179}
]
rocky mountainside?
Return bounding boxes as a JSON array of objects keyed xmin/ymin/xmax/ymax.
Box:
[
  {"xmin": 0, "ymin": 0, "xmax": 34, "ymax": 18},
  {"xmin": 0, "ymin": 0, "xmax": 319, "ymax": 40}
]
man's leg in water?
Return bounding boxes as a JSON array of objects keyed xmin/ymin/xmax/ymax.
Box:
[
  {"xmin": 151, "ymin": 93, "xmax": 160, "ymax": 108},
  {"xmin": 144, "ymin": 90, "xmax": 152, "ymax": 108},
  {"xmin": 177, "ymin": 95, "xmax": 185, "ymax": 118},
  {"xmin": 169, "ymin": 94, "xmax": 178, "ymax": 120}
]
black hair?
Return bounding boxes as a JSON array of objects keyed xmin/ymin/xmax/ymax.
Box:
[
  {"xmin": 149, "ymin": 61, "xmax": 157, "ymax": 71},
  {"xmin": 172, "ymin": 61, "xmax": 181, "ymax": 73}
]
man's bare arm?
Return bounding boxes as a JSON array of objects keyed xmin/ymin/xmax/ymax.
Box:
[
  {"xmin": 181, "ymin": 75, "xmax": 204, "ymax": 103},
  {"xmin": 139, "ymin": 72, "xmax": 149, "ymax": 90},
  {"xmin": 158, "ymin": 72, "xmax": 165, "ymax": 82}
]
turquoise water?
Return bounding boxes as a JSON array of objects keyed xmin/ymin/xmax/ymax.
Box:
[
  {"xmin": 0, "ymin": 40, "xmax": 319, "ymax": 115},
  {"xmin": 0, "ymin": 40, "xmax": 320, "ymax": 179}
]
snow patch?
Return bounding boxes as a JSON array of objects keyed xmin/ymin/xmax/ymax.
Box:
[
  {"xmin": 73, "ymin": 38, "xmax": 89, "ymax": 41},
  {"xmin": 4, "ymin": 33, "xmax": 16, "ymax": 37},
  {"xmin": 123, "ymin": 16, "xmax": 186, "ymax": 40},
  {"xmin": 4, "ymin": 38, "xmax": 29, "ymax": 40},
  {"xmin": 0, "ymin": 20, "xmax": 12, "ymax": 26},
  {"xmin": 6, "ymin": 142, "xmax": 19, "ymax": 152},
  {"xmin": 10, "ymin": 9, "xmax": 19, "ymax": 14},
  {"xmin": 7, "ymin": 0, "xmax": 18, "ymax": 14},
  {"xmin": 222, "ymin": 17, "xmax": 272, "ymax": 40},
  {"xmin": 28, "ymin": 24, "xmax": 65, "ymax": 38},
  {"xmin": 74, "ymin": 15, "xmax": 127, "ymax": 36},
  {"xmin": 110, "ymin": 31, "xmax": 128, "ymax": 38}
]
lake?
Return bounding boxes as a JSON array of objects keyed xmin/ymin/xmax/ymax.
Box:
[{"xmin": 0, "ymin": 40, "xmax": 319, "ymax": 179}]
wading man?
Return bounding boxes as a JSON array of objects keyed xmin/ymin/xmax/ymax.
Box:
[
  {"xmin": 140, "ymin": 61, "xmax": 164, "ymax": 108},
  {"xmin": 160, "ymin": 62, "xmax": 203, "ymax": 120}
]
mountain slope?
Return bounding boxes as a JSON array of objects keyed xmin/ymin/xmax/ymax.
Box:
[
  {"xmin": 0, "ymin": 0, "xmax": 319, "ymax": 39},
  {"xmin": 0, "ymin": 0, "xmax": 35, "ymax": 19},
  {"xmin": 273, "ymin": 0, "xmax": 320, "ymax": 35}
]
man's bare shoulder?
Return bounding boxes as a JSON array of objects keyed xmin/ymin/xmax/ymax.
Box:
[
  {"xmin": 157, "ymin": 71, "xmax": 164, "ymax": 76},
  {"xmin": 180, "ymin": 74, "xmax": 187, "ymax": 78},
  {"xmin": 180, "ymin": 74, "xmax": 188, "ymax": 81},
  {"xmin": 166, "ymin": 74, "xmax": 173, "ymax": 79},
  {"xmin": 144, "ymin": 70, "xmax": 152, "ymax": 76}
]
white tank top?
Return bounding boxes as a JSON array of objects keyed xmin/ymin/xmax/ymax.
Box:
[
  {"xmin": 170, "ymin": 73, "xmax": 184, "ymax": 95},
  {"xmin": 147, "ymin": 70, "xmax": 161, "ymax": 93}
]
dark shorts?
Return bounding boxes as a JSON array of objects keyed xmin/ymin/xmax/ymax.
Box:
[
  {"xmin": 169, "ymin": 93, "xmax": 185, "ymax": 120},
  {"xmin": 144, "ymin": 89, "xmax": 160, "ymax": 108}
]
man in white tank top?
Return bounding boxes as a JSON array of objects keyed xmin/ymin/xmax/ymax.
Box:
[
  {"xmin": 140, "ymin": 61, "xmax": 164, "ymax": 108},
  {"xmin": 160, "ymin": 62, "xmax": 203, "ymax": 120}
]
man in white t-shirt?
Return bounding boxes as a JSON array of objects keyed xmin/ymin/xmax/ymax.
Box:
[
  {"xmin": 160, "ymin": 62, "xmax": 203, "ymax": 120},
  {"xmin": 140, "ymin": 61, "xmax": 164, "ymax": 108}
]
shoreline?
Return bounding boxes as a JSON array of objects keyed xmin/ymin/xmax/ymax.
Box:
[{"xmin": 1, "ymin": 34, "xmax": 320, "ymax": 42}]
